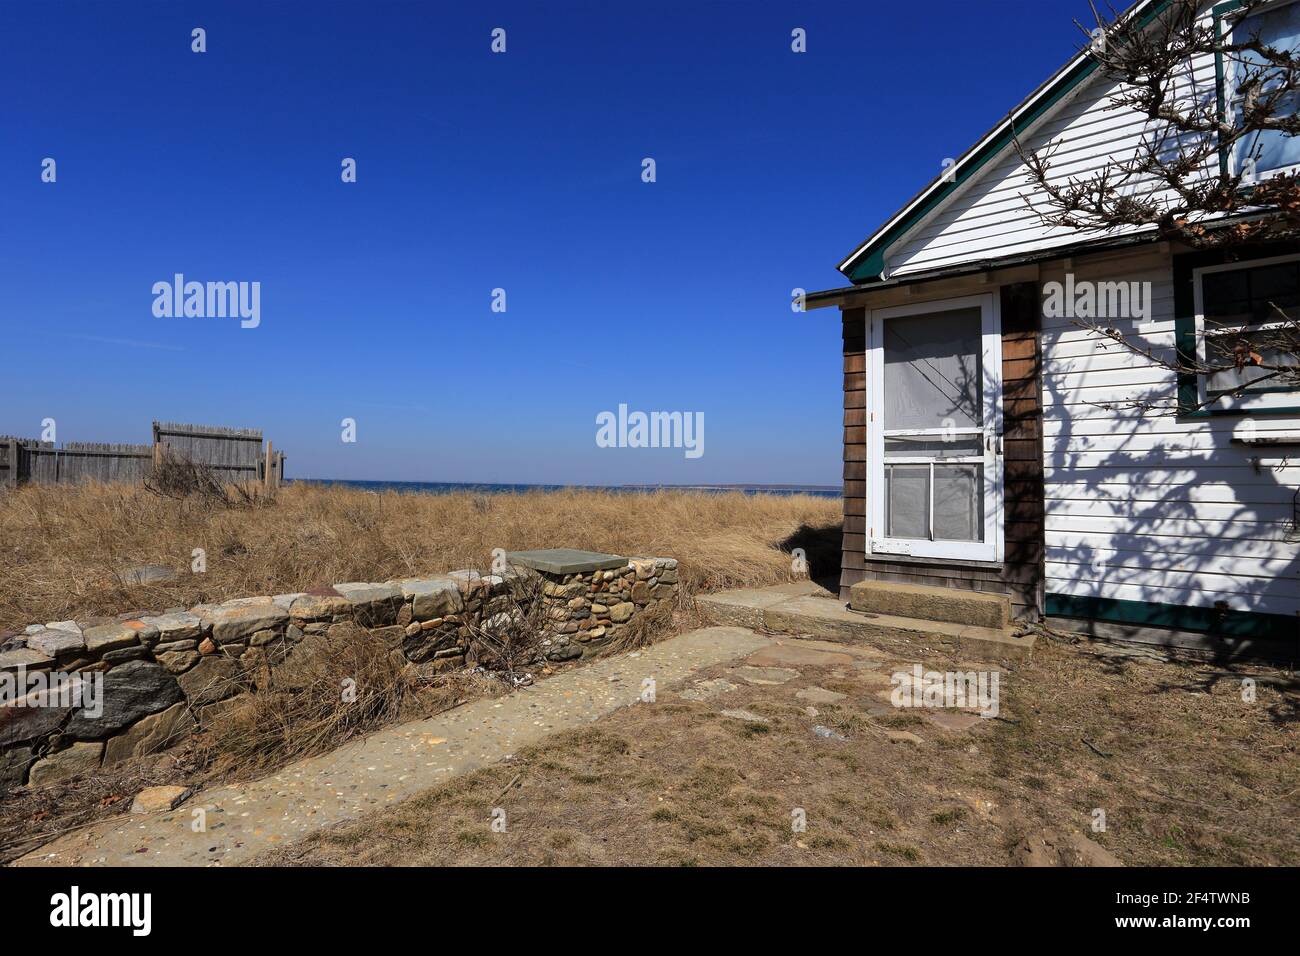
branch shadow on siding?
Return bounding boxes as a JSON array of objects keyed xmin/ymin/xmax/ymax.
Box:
[{"xmin": 1040, "ymin": 358, "xmax": 1299, "ymax": 673}]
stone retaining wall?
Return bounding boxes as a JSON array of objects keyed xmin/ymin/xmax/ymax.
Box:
[{"xmin": 0, "ymin": 553, "xmax": 678, "ymax": 793}]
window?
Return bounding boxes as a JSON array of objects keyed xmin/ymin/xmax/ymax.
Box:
[
  {"xmin": 1225, "ymin": 0, "xmax": 1300, "ymax": 179},
  {"xmin": 1194, "ymin": 254, "xmax": 1300, "ymax": 407}
]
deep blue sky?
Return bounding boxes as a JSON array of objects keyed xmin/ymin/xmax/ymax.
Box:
[{"xmin": 2, "ymin": 0, "xmax": 1089, "ymax": 484}]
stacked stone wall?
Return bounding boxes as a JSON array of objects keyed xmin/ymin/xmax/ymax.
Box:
[{"xmin": 0, "ymin": 555, "xmax": 677, "ymax": 792}]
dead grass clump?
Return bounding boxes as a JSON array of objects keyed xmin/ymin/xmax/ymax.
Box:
[
  {"xmin": 462, "ymin": 572, "xmax": 547, "ymax": 681},
  {"xmin": 197, "ymin": 623, "xmax": 425, "ymax": 778},
  {"xmin": 144, "ymin": 450, "xmax": 265, "ymax": 509},
  {"xmin": 600, "ymin": 598, "xmax": 676, "ymax": 655}
]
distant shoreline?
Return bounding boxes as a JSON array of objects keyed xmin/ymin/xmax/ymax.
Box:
[{"xmin": 289, "ymin": 479, "xmax": 842, "ymax": 499}]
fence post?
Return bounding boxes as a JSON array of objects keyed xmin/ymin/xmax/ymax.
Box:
[{"xmin": 264, "ymin": 440, "xmax": 274, "ymax": 492}]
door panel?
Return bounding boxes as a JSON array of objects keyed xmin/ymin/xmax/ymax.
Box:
[{"xmin": 868, "ymin": 294, "xmax": 1003, "ymax": 562}]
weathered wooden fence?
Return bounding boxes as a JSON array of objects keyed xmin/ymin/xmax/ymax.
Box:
[
  {"xmin": 25, "ymin": 441, "xmax": 154, "ymax": 484},
  {"xmin": 152, "ymin": 422, "xmax": 275, "ymax": 485},
  {"xmin": 0, "ymin": 437, "xmax": 27, "ymax": 487},
  {"xmin": 0, "ymin": 423, "xmax": 286, "ymax": 488}
]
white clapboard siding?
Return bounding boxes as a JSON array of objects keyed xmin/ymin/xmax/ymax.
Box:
[
  {"xmin": 1038, "ymin": 266, "xmax": 1176, "ymax": 328},
  {"xmin": 1041, "ymin": 247, "xmax": 1300, "ymax": 621},
  {"xmin": 1044, "ymin": 464, "xmax": 1299, "ymax": 485},
  {"xmin": 1045, "ymin": 348, "xmax": 1179, "ymax": 376},
  {"xmin": 1043, "ymin": 328, "xmax": 1177, "ymax": 355},
  {"xmin": 1048, "ymin": 564, "xmax": 1299, "ymax": 598},
  {"xmin": 1045, "ymin": 496, "xmax": 1296, "ymax": 523},
  {"xmin": 1046, "ymin": 512, "xmax": 1293, "ymax": 540},
  {"xmin": 1041, "ymin": 383, "xmax": 1183, "ymax": 407},
  {"xmin": 1042, "ymin": 367, "xmax": 1180, "ymax": 392},
  {"xmin": 1041, "ymin": 415, "xmax": 1295, "ymax": 437},
  {"xmin": 1046, "ymin": 529, "xmax": 1289, "ymax": 562},
  {"xmin": 1043, "ymin": 432, "xmax": 1295, "ymax": 454},
  {"xmin": 1034, "ymin": 403, "xmax": 1268, "ymax": 424},
  {"xmin": 1047, "ymin": 477, "xmax": 1299, "ymax": 506},
  {"xmin": 1047, "ymin": 546, "xmax": 1297, "ymax": 580},
  {"xmin": 1050, "ymin": 455, "xmax": 1294, "ymax": 473},
  {"xmin": 1040, "ymin": 299, "xmax": 1177, "ymax": 333},
  {"xmin": 883, "ymin": 7, "xmax": 1220, "ymax": 279}
]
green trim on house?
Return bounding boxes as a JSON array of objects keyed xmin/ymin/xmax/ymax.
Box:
[
  {"xmin": 1046, "ymin": 593, "xmax": 1297, "ymax": 642},
  {"xmin": 1201, "ymin": 405, "xmax": 1300, "ymax": 415},
  {"xmin": 1213, "ymin": 3, "xmax": 1234, "ymax": 178},
  {"xmin": 1173, "ymin": 248, "xmax": 1216, "ymax": 413},
  {"xmin": 843, "ymin": 0, "xmax": 1171, "ymax": 282},
  {"xmin": 1208, "ymin": 384, "xmax": 1300, "ymax": 397}
]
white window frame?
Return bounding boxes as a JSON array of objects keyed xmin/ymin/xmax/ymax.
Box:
[
  {"xmin": 1224, "ymin": 0, "xmax": 1300, "ymax": 184},
  {"xmin": 1192, "ymin": 252, "xmax": 1300, "ymax": 413},
  {"xmin": 866, "ymin": 293, "xmax": 1004, "ymax": 563}
]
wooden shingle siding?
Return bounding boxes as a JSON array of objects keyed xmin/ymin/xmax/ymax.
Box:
[
  {"xmin": 837, "ymin": 282, "xmax": 1048, "ymax": 620},
  {"xmin": 996, "ymin": 280, "xmax": 1047, "ymax": 619},
  {"xmin": 841, "ymin": 307, "xmax": 867, "ymax": 591}
]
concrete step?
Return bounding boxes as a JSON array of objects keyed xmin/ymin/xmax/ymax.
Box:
[
  {"xmin": 849, "ymin": 580, "xmax": 1010, "ymax": 630},
  {"xmin": 698, "ymin": 586, "xmax": 1033, "ymax": 661}
]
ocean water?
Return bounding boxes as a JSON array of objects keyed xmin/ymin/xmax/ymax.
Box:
[{"xmin": 289, "ymin": 479, "xmax": 841, "ymax": 499}]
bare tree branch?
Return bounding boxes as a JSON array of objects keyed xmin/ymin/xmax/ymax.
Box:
[{"xmin": 1016, "ymin": 0, "xmax": 1300, "ymax": 414}]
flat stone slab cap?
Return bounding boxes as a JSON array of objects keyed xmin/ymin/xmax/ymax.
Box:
[
  {"xmin": 82, "ymin": 622, "xmax": 145, "ymax": 654},
  {"xmin": 193, "ymin": 600, "xmax": 288, "ymax": 645},
  {"xmin": 272, "ymin": 593, "xmax": 306, "ymax": 611},
  {"xmin": 390, "ymin": 577, "xmax": 463, "ymax": 620},
  {"xmin": 138, "ymin": 612, "xmax": 202, "ymax": 642},
  {"xmin": 24, "ymin": 627, "xmax": 86, "ymax": 659},
  {"xmin": 507, "ymin": 549, "xmax": 627, "ymax": 574},
  {"xmin": 289, "ymin": 591, "xmax": 350, "ymax": 621},
  {"xmin": 391, "ymin": 577, "xmax": 458, "ymax": 599},
  {"xmin": 333, "ymin": 582, "xmax": 401, "ymax": 604},
  {"xmin": 0, "ymin": 647, "xmax": 55, "ymax": 672}
]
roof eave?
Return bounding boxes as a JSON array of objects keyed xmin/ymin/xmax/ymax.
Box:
[
  {"xmin": 836, "ymin": 0, "xmax": 1164, "ymax": 283},
  {"xmin": 810, "ymin": 229, "xmax": 1169, "ymax": 310}
]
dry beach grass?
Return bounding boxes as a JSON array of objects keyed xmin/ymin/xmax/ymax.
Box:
[{"xmin": 0, "ymin": 481, "xmax": 842, "ymax": 634}]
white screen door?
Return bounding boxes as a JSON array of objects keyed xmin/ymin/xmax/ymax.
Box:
[{"xmin": 867, "ymin": 293, "xmax": 1002, "ymax": 562}]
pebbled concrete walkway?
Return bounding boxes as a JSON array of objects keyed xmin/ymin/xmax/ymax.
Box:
[{"xmin": 17, "ymin": 626, "xmax": 770, "ymax": 867}]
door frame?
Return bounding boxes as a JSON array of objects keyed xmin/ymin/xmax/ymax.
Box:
[{"xmin": 865, "ymin": 292, "xmax": 1004, "ymax": 563}]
